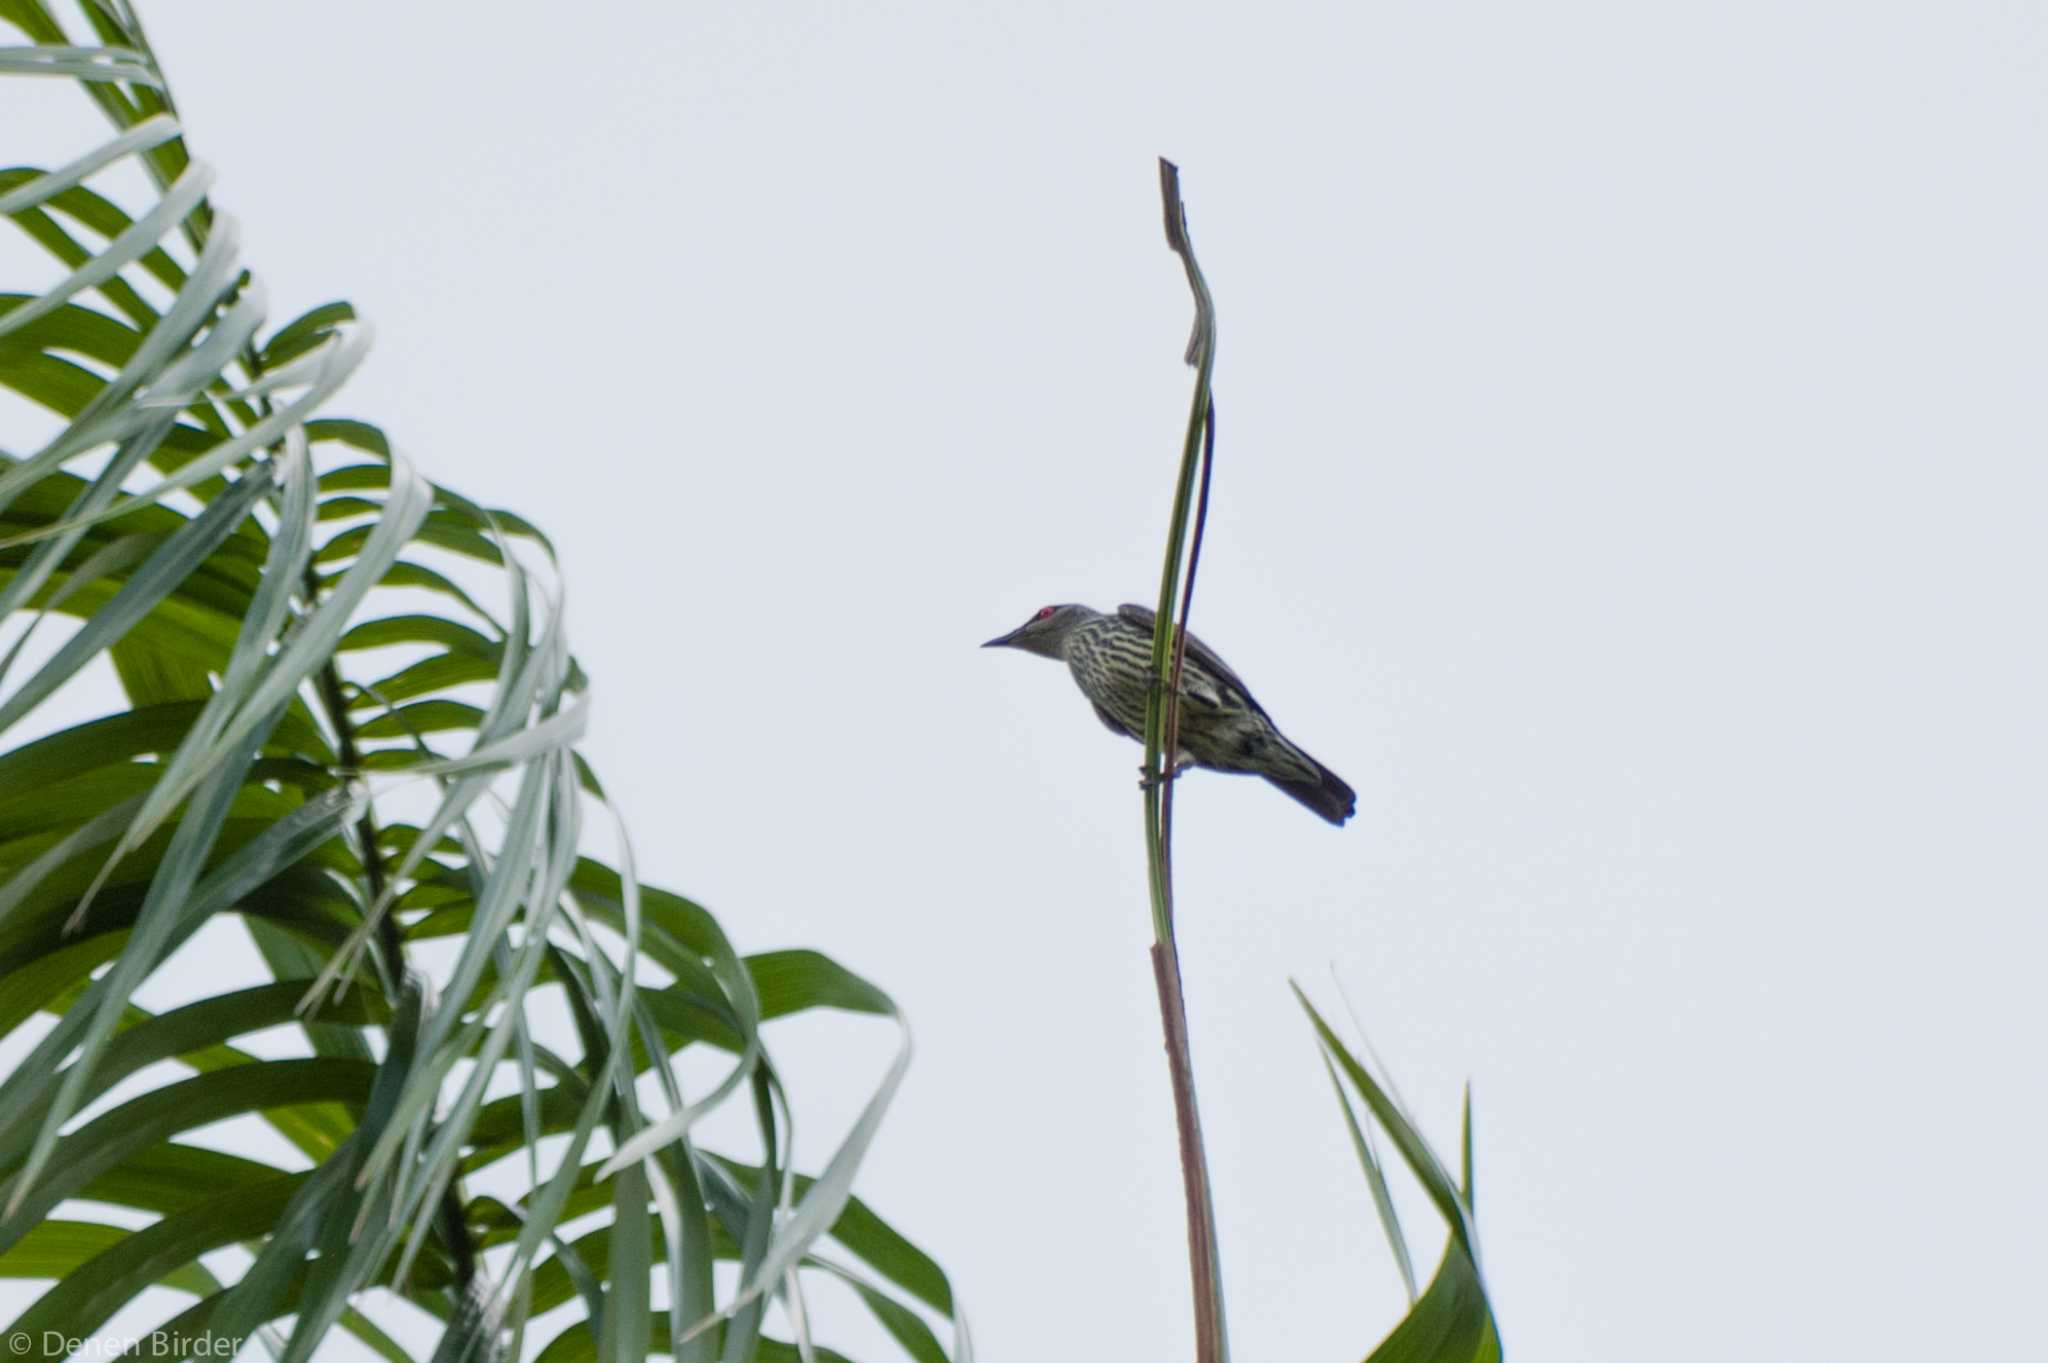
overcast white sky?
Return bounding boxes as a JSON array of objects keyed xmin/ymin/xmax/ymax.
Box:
[{"xmin": 9, "ymin": 3, "xmax": 2048, "ymax": 1360}]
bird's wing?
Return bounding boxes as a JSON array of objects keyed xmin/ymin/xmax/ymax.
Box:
[{"xmin": 1116, "ymin": 604, "xmax": 1269, "ymax": 719}]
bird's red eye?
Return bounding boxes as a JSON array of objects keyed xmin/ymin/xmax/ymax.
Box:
[{"xmin": 1035, "ymin": 606, "xmax": 1055, "ymax": 621}]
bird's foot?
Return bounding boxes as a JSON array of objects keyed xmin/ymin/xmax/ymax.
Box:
[{"xmin": 1135, "ymin": 759, "xmax": 1192, "ymax": 791}]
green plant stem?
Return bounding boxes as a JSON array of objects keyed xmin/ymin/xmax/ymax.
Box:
[
  {"xmin": 1159, "ymin": 400, "xmax": 1217, "ymax": 897},
  {"xmin": 1143, "ymin": 159, "xmax": 1218, "ymax": 932},
  {"xmin": 1142, "ymin": 157, "xmax": 1229, "ymax": 1363}
]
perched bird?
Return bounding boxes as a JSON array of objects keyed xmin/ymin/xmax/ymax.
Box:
[{"xmin": 982, "ymin": 603, "xmax": 1355, "ymax": 825}]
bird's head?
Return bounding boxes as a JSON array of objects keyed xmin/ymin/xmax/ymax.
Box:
[{"xmin": 982, "ymin": 603, "xmax": 1094, "ymax": 659}]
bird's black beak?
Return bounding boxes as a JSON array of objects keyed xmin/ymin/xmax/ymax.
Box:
[{"xmin": 981, "ymin": 628, "xmax": 1020, "ymax": 649}]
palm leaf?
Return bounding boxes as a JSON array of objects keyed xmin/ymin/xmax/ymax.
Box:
[
  {"xmin": 0, "ymin": 4, "xmax": 961, "ymax": 1358},
  {"xmin": 1295, "ymin": 984, "xmax": 1502, "ymax": 1362}
]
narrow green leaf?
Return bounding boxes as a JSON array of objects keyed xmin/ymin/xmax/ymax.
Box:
[
  {"xmin": 1364, "ymin": 1238, "xmax": 1502, "ymax": 1363},
  {"xmin": 0, "ymin": 114, "xmax": 179, "ymax": 218},
  {"xmin": 3, "ymin": 1177, "xmax": 296, "ymax": 1341},
  {"xmin": 1295, "ymin": 985, "xmax": 1475, "ymax": 1250},
  {"xmin": 1322, "ymin": 1050, "xmax": 1416, "ymax": 1304},
  {"xmin": 748, "ymin": 949, "xmax": 895, "ymax": 1020},
  {"xmin": 0, "ymin": 1058, "xmax": 379, "ymax": 1256},
  {"xmin": 735, "ymin": 1015, "xmax": 912, "ymax": 1315},
  {"xmin": 0, "ymin": 161, "xmax": 209, "ymax": 343},
  {"xmin": 0, "ymin": 456, "xmax": 270, "ymax": 735},
  {"xmin": 262, "ymin": 300, "xmax": 355, "ymax": 368},
  {"xmin": 600, "ymin": 1163, "xmax": 653, "ymax": 1363}
]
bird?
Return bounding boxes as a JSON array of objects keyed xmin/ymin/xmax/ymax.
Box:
[{"xmin": 982, "ymin": 603, "xmax": 1355, "ymax": 825}]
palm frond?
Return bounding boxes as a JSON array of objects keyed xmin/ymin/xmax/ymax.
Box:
[
  {"xmin": 0, "ymin": 5, "xmax": 960, "ymax": 1358},
  {"xmin": 1295, "ymin": 984, "xmax": 1502, "ymax": 1363}
]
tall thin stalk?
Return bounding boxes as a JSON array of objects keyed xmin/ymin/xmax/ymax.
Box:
[{"xmin": 1140, "ymin": 157, "xmax": 1228, "ymax": 1363}]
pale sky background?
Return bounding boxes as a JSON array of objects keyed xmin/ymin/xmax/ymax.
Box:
[{"xmin": 6, "ymin": 3, "xmax": 2047, "ymax": 1360}]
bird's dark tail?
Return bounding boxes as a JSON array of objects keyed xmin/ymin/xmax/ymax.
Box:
[{"xmin": 1264, "ymin": 745, "xmax": 1355, "ymax": 826}]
